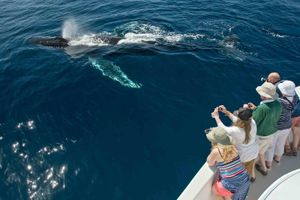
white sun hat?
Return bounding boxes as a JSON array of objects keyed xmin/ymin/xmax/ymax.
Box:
[{"xmin": 278, "ymin": 80, "xmax": 296, "ymax": 97}]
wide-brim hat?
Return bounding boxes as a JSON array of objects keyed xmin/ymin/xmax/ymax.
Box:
[
  {"xmin": 256, "ymin": 82, "xmax": 278, "ymax": 99},
  {"xmin": 278, "ymin": 80, "xmax": 296, "ymax": 97},
  {"xmin": 205, "ymin": 127, "xmax": 231, "ymax": 145}
]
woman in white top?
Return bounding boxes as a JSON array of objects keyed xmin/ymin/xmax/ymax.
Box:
[{"xmin": 211, "ymin": 105, "xmax": 259, "ymax": 182}]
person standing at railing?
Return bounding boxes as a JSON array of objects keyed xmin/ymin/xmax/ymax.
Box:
[
  {"xmin": 211, "ymin": 106, "xmax": 258, "ymax": 182},
  {"xmin": 206, "ymin": 127, "xmax": 250, "ymax": 200},
  {"xmin": 265, "ymin": 80, "xmax": 298, "ymax": 165},
  {"xmin": 291, "ymin": 107, "xmax": 300, "ymax": 155},
  {"xmin": 266, "ymin": 72, "xmax": 281, "ymax": 85},
  {"xmin": 262, "ymin": 72, "xmax": 300, "ymax": 156},
  {"xmin": 285, "ymin": 85, "xmax": 300, "ymax": 156},
  {"xmin": 246, "ymin": 82, "xmax": 282, "ymax": 176}
]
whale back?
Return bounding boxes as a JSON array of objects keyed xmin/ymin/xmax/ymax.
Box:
[
  {"xmin": 31, "ymin": 37, "xmax": 69, "ymax": 48},
  {"xmin": 95, "ymin": 36, "xmax": 123, "ymax": 45}
]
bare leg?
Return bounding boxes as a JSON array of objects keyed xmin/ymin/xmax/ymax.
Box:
[
  {"xmin": 251, "ymin": 160, "xmax": 256, "ymax": 179},
  {"xmin": 284, "ymin": 139, "xmax": 292, "ymax": 154},
  {"xmin": 256, "ymin": 153, "xmax": 268, "ymax": 175},
  {"xmin": 212, "ymin": 187, "xmax": 227, "ymax": 200},
  {"xmin": 293, "ymin": 127, "xmax": 300, "ymax": 153},
  {"xmin": 245, "ymin": 160, "xmax": 256, "ymax": 179},
  {"xmin": 258, "ymin": 153, "xmax": 267, "ymax": 171}
]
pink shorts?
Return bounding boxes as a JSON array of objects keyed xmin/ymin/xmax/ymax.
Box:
[
  {"xmin": 292, "ymin": 117, "xmax": 300, "ymax": 127},
  {"xmin": 213, "ymin": 181, "xmax": 233, "ymax": 197}
]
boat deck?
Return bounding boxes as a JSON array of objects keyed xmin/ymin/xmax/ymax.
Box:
[
  {"xmin": 248, "ymin": 154, "xmax": 300, "ymax": 200},
  {"xmin": 178, "ymin": 153, "xmax": 300, "ymax": 200}
]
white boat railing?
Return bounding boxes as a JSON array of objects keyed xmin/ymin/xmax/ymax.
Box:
[
  {"xmin": 179, "ymin": 155, "xmax": 300, "ymax": 200},
  {"xmin": 177, "ymin": 163, "xmax": 215, "ymax": 200}
]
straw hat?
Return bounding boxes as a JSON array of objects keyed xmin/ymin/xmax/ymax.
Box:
[
  {"xmin": 205, "ymin": 127, "xmax": 231, "ymax": 145},
  {"xmin": 278, "ymin": 80, "xmax": 295, "ymax": 97},
  {"xmin": 256, "ymin": 82, "xmax": 278, "ymax": 99}
]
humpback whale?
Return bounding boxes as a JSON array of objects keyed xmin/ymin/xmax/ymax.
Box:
[
  {"xmin": 28, "ymin": 19, "xmax": 245, "ymax": 89},
  {"xmin": 31, "ymin": 36, "xmax": 124, "ymax": 48}
]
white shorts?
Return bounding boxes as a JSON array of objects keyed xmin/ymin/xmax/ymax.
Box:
[{"xmin": 266, "ymin": 129, "xmax": 291, "ymax": 161}]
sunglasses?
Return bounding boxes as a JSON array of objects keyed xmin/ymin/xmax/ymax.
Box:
[{"xmin": 204, "ymin": 128, "xmax": 212, "ymax": 134}]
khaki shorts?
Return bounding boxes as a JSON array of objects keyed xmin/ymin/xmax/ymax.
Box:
[{"xmin": 257, "ymin": 135, "xmax": 274, "ymax": 154}]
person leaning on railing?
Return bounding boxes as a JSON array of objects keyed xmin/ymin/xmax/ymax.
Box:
[
  {"xmin": 211, "ymin": 106, "xmax": 258, "ymax": 182},
  {"xmin": 206, "ymin": 127, "xmax": 250, "ymax": 200}
]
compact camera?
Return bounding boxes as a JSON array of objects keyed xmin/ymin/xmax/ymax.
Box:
[{"xmin": 260, "ymin": 77, "xmax": 267, "ymax": 82}]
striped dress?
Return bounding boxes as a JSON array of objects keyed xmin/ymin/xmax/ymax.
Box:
[{"xmin": 216, "ymin": 155, "xmax": 250, "ymax": 200}]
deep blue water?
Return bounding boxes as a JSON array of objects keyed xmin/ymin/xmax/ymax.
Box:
[{"xmin": 0, "ymin": 0, "xmax": 300, "ymax": 199}]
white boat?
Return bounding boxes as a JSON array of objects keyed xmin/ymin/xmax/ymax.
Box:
[
  {"xmin": 258, "ymin": 168, "xmax": 300, "ymax": 200},
  {"xmin": 179, "ymin": 87, "xmax": 300, "ymax": 199},
  {"xmin": 178, "ymin": 152, "xmax": 300, "ymax": 200}
]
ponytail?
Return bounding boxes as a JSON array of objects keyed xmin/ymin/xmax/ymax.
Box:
[{"xmin": 234, "ymin": 119, "xmax": 251, "ymax": 144}]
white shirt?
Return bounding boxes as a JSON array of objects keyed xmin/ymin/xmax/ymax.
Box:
[{"xmin": 218, "ymin": 116, "xmax": 259, "ymax": 162}]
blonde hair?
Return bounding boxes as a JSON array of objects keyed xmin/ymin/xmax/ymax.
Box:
[
  {"xmin": 217, "ymin": 144, "xmax": 238, "ymax": 163},
  {"xmin": 234, "ymin": 119, "xmax": 251, "ymax": 144}
]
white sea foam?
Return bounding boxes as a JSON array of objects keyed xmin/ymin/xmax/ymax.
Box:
[
  {"xmin": 64, "ymin": 20, "xmax": 203, "ymax": 46},
  {"xmin": 263, "ymin": 28, "xmax": 287, "ymax": 38},
  {"xmin": 89, "ymin": 58, "xmax": 142, "ymax": 89},
  {"xmin": 269, "ymin": 32, "xmax": 286, "ymax": 38},
  {"xmin": 68, "ymin": 34, "xmax": 111, "ymax": 47},
  {"xmin": 116, "ymin": 22, "xmax": 204, "ymax": 44},
  {"xmin": 68, "ymin": 31, "xmax": 203, "ymax": 46},
  {"xmin": 118, "ymin": 32, "xmax": 204, "ymax": 44}
]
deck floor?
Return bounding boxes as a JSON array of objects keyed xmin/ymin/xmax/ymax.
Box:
[{"xmin": 247, "ymin": 154, "xmax": 300, "ymax": 200}]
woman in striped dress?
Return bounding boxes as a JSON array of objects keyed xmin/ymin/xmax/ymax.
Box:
[{"xmin": 206, "ymin": 127, "xmax": 250, "ymax": 200}]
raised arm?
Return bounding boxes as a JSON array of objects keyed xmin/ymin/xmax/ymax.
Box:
[
  {"xmin": 211, "ymin": 107, "xmax": 239, "ymax": 136},
  {"xmin": 218, "ymin": 105, "xmax": 238, "ymax": 123}
]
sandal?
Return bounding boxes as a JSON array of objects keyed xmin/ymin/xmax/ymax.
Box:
[
  {"xmin": 250, "ymin": 177, "xmax": 256, "ymax": 182},
  {"xmin": 284, "ymin": 146, "xmax": 293, "ymax": 156},
  {"xmin": 273, "ymin": 158, "xmax": 280, "ymax": 164},
  {"xmin": 255, "ymin": 164, "xmax": 268, "ymax": 176},
  {"xmin": 292, "ymin": 149, "xmax": 298, "ymax": 156}
]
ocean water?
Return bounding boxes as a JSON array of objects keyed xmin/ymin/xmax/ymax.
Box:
[{"xmin": 0, "ymin": 0, "xmax": 300, "ymax": 199}]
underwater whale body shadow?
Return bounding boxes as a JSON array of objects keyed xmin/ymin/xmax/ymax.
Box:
[{"xmin": 30, "ymin": 34, "xmax": 145, "ymax": 89}]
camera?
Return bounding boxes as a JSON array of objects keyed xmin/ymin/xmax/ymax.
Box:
[
  {"xmin": 260, "ymin": 77, "xmax": 267, "ymax": 82},
  {"xmin": 218, "ymin": 107, "xmax": 223, "ymax": 111}
]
